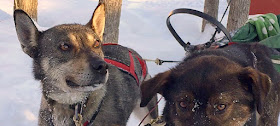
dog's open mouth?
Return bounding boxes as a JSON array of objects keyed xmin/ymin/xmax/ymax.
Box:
[
  {"xmin": 66, "ymin": 80, "xmax": 82, "ymax": 88},
  {"xmin": 65, "ymin": 72, "xmax": 108, "ymax": 90},
  {"xmin": 66, "ymin": 79, "xmax": 104, "ymax": 90},
  {"xmin": 66, "ymin": 80, "xmax": 96, "ymax": 88}
]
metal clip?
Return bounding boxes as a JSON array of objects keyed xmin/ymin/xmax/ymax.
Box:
[
  {"xmin": 73, "ymin": 114, "xmax": 83, "ymax": 126},
  {"xmin": 73, "ymin": 103, "xmax": 84, "ymax": 126}
]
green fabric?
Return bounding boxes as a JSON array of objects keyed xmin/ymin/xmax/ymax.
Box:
[
  {"xmin": 273, "ymin": 64, "xmax": 280, "ymax": 73},
  {"xmin": 278, "ymin": 15, "xmax": 280, "ymax": 26},
  {"xmin": 259, "ymin": 33, "xmax": 280, "ymax": 48},
  {"xmin": 248, "ymin": 13, "xmax": 279, "ymax": 40},
  {"xmin": 231, "ymin": 23, "xmax": 258, "ymax": 43},
  {"xmin": 229, "ymin": 13, "xmax": 280, "ymax": 72},
  {"xmin": 232, "ymin": 13, "xmax": 280, "ymax": 43}
]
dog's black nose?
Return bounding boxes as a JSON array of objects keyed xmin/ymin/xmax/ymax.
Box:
[{"xmin": 91, "ymin": 60, "xmax": 108, "ymax": 74}]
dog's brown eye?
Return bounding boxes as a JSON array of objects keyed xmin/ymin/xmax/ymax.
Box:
[
  {"xmin": 93, "ymin": 40, "xmax": 101, "ymax": 48},
  {"xmin": 216, "ymin": 104, "xmax": 226, "ymax": 111},
  {"xmin": 60, "ymin": 43, "xmax": 71, "ymax": 51},
  {"xmin": 179, "ymin": 101, "xmax": 188, "ymax": 108}
]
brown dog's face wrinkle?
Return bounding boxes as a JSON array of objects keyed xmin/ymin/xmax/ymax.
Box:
[{"xmin": 162, "ymin": 56, "xmax": 255, "ymax": 126}]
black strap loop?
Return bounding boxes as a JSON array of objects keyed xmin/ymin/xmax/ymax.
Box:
[{"xmin": 166, "ymin": 8, "xmax": 232, "ymax": 49}]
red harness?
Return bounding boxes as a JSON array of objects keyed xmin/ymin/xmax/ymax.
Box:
[{"xmin": 103, "ymin": 43, "xmax": 147, "ymax": 86}]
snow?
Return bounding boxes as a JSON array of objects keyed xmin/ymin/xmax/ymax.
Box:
[{"xmin": 2, "ymin": 0, "xmax": 276, "ymax": 125}]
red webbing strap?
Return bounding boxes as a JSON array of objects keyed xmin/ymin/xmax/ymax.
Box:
[
  {"xmin": 128, "ymin": 51, "xmax": 140, "ymax": 85},
  {"xmin": 104, "ymin": 58, "xmax": 131, "ymax": 74},
  {"xmin": 218, "ymin": 42, "xmax": 237, "ymax": 49},
  {"xmin": 136, "ymin": 56, "xmax": 147, "ymax": 81},
  {"xmin": 103, "ymin": 43, "xmax": 144, "ymax": 85},
  {"xmin": 104, "ymin": 51, "xmax": 139, "ymax": 85},
  {"xmin": 228, "ymin": 42, "xmax": 237, "ymax": 45},
  {"xmin": 102, "ymin": 43, "xmax": 118, "ymax": 46},
  {"xmin": 83, "ymin": 121, "xmax": 89, "ymax": 126}
]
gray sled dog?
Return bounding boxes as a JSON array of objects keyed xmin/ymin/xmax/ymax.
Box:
[{"xmin": 14, "ymin": 3, "xmax": 157, "ymax": 126}]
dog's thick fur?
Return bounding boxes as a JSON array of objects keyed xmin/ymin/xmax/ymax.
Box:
[
  {"xmin": 14, "ymin": 4, "xmax": 157, "ymax": 126},
  {"xmin": 141, "ymin": 43, "xmax": 280, "ymax": 126}
]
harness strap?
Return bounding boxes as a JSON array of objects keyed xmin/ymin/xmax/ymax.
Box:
[
  {"xmin": 228, "ymin": 42, "xmax": 237, "ymax": 45},
  {"xmin": 128, "ymin": 50, "xmax": 139, "ymax": 84},
  {"xmin": 102, "ymin": 43, "xmax": 118, "ymax": 46},
  {"xmin": 103, "ymin": 44, "xmax": 147, "ymax": 85},
  {"xmin": 136, "ymin": 55, "xmax": 147, "ymax": 80},
  {"xmin": 104, "ymin": 50, "xmax": 140, "ymax": 85},
  {"xmin": 218, "ymin": 42, "xmax": 237, "ymax": 48},
  {"xmin": 83, "ymin": 99, "xmax": 104, "ymax": 126},
  {"xmin": 104, "ymin": 58, "xmax": 131, "ymax": 74},
  {"xmin": 83, "ymin": 121, "xmax": 89, "ymax": 126}
]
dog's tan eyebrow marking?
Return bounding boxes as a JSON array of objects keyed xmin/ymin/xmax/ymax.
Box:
[
  {"xmin": 86, "ymin": 33, "xmax": 94, "ymax": 42},
  {"xmin": 68, "ymin": 33, "xmax": 80, "ymax": 48},
  {"xmin": 86, "ymin": 33, "xmax": 96, "ymax": 46},
  {"xmin": 68, "ymin": 33, "xmax": 77, "ymax": 42}
]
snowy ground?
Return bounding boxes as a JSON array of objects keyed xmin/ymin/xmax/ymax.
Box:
[{"xmin": 2, "ymin": 0, "xmax": 275, "ymax": 125}]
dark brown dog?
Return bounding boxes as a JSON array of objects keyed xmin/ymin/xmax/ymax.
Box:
[{"xmin": 141, "ymin": 43, "xmax": 280, "ymax": 126}]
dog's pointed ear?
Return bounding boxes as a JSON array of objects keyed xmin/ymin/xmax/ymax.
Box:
[
  {"xmin": 14, "ymin": 9, "xmax": 39, "ymax": 58},
  {"xmin": 140, "ymin": 70, "xmax": 172, "ymax": 107},
  {"xmin": 86, "ymin": 3, "xmax": 105, "ymax": 41},
  {"xmin": 238, "ymin": 67, "xmax": 272, "ymax": 114}
]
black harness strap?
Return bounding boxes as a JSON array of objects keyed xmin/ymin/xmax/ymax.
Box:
[{"xmin": 85, "ymin": 99, "xmax": 104, "ymax": 126}]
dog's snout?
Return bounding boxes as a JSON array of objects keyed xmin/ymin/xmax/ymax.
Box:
[{"xmin": 91, "ymin": 60, "xmax": 108, "ymax": 74}]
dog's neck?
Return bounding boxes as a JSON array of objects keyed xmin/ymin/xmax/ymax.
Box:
[{"xmin": 43, "ymin": 86, "xmax": 107, "ymax": 125}]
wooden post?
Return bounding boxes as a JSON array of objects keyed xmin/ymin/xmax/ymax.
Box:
[
  {"xmin": 227, "ymin": 0, "xmax": 250, "ymax": 32},
  {"xmin": 202, "ymin": 0, "xmax": 219, "ymax": 32},
  {"xmin": 14, "ymin": 0, "xmax": 38, "ymax": 21},
  {"xmin": 99, "ymin": 0, "xmax": 122, "ymax": 44}
]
